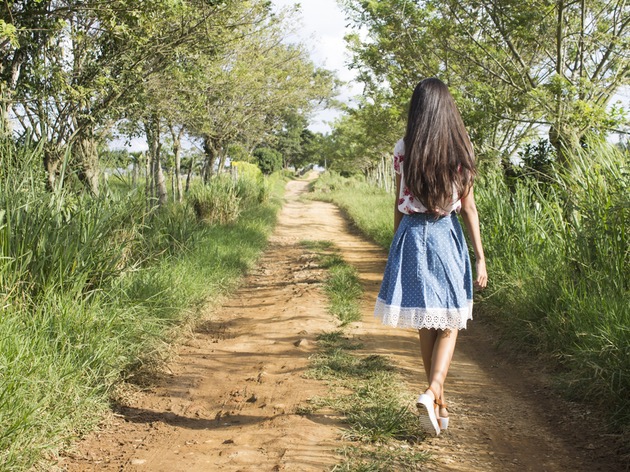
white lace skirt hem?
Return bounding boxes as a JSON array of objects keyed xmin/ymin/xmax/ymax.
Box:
[{"xmin": 374, "ymin": 297, "xmax": 473, "ymax": 330}]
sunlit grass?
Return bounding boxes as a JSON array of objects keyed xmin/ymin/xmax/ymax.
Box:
[
  {"xmin": 325, "ymin": 264, "xmax": 363, "ymax": 325},
  {"xmin": 299, "ymin": 239, "xmax": 363, "ymax": 325},
  {"xmin": 308, "ymin": 174, "xmax": 394, "ymax": 248},
  {"xmin": 297, "ymin": 240, "xmax": 429, "ymax": 469},
  {"xmin": 305, "ymin": 331, "xmax": 427, "ymax": 468},
  {"xmin": 310, "ymin": 142, "xmax": 630, "ymax": 434}
]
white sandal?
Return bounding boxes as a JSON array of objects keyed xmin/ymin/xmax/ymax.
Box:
[
  {"xmin": 416, "ymin": 386, "xmax": 440, "ymax": 436},
  {"xmin": 438, "ymin": 416, "xmax": 449, "ymax": 430},
  {"xmin": 437, "ymin": 399, "xmax": 449, "ymax": 431}
]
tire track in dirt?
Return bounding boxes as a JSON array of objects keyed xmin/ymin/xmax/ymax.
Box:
[{"xmin": 59, "ymin": 176, "xmax": 623, "ymax": 471}]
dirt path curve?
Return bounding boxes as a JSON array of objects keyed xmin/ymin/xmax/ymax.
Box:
[{"xmin": 60, "ymin": 176, "xmax": 622, "ymax": 472}]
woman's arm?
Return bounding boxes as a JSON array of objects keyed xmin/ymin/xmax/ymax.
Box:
[
  {"xmin": 459, "ymin": 186, "xmax": 488, "ymax": 289},
  {"xmin": 394, "ymin": 173, "xmax": 404, "ymax": 233}
]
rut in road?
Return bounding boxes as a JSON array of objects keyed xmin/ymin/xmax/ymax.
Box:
[{"xmin": 59, "ymin": 177, "xmax": 623, "ymax": 472}]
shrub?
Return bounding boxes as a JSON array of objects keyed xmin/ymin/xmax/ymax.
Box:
[
  {"xmin": 188, "ymin": 176, "xmax": 242, "ymax": 225},
  {"xmin": 254, "ymin": 147, "xmax": 283, "ymax": 175},
  {"xmin": 231, "ymin": 160, "xmax": 262, "ymax": 181}
]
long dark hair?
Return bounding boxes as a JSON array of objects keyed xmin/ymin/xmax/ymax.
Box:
[{"xmin": 403, "ymin": 78, "xmax": 476, "ymax": 213}]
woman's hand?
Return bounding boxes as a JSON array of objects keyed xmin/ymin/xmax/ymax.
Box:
[
  {"xmin": 474, "ymin": 259, "xmax": 487, "ymax": 289},
  {"xmin": 460, "ymin": 186, "xmax": 487, "ymax": 290}
]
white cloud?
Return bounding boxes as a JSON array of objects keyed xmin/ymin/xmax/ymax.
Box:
[{"xmin": 274, "ymin": 0, "xmax": 361, "ymax": 132}]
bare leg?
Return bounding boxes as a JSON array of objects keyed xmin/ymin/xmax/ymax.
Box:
[
  {"xmin": 419, "ymin": 328, "xmax": 458, "ymax": 418},
  {"xmin": 419, "ymin": 328, "xmax": 437, "ymax": 381}
]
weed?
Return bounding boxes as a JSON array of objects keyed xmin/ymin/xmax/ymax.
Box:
[
  {"xmin": 300, "ymin": 240, "xmax": 334, "ymax": 251},
  {"xmin": 320, "ymin": 253, "xmax": 346, "ymax": 269},
  {"xmin": 298, "ymin": 240, "xmax": 363, "ymax": 325},
  {"xmin": 333, "ymin": 444, "xmax": 430, "ymax": 472},
  {"xmin": 316, "ymin": 331, "xmax": 362, "ymax": 351},
  {"xmin": 306, "ymin": 331, "xmax": 428, "ymax": 469},
  {"xmin": 325, "ymin": 264, "xmax": 363, "ymax": 325}
]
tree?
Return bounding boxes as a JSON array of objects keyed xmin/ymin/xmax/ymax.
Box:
[
  {"xmin": 183, "ymin": 6, "xmax": 336, "ymax": 181},
  {"xmin": 275, "ymin": 112, "xmax": 308, "ymax": 169},
  {"xmin": 1, "ymin": 0, "xmax": 248, "ymax": 193},
  {"xmin": 253, "ymin": 147, "xmax": 282, "ymax": 174},
  {"xmin": 318, "ymin": 94, "xmax": 404, "ymax": 175},
  {"xmin": 1, "ymin": 1, "xmax": 337, "ymax": 199},
  {"xmin": 340, "ymin": 0, "xmax": 630, "ymax": 166}
]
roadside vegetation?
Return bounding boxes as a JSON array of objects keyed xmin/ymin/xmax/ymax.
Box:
[
  {"xmin": 0, "ymin": 1, "xmax": 334, "ymax": 469},
  {"xmin": 309, "ymin": 141, "xmax": 630, "ymax": 437},
  {"xmin": 298, "ymin": 240, "xmax": 430, "ymax": 471},
  {"xmin": 0, "ymin": 135, "xmax": 287, "ymax": 470},
  {"xmin": 304, "ymin": 0, "xmax": 629, "ymax": 449}
]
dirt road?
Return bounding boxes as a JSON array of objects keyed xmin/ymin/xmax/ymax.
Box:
[{"xmin": 59, "ymin": 177, "xmax": 624, "ymax": 471}]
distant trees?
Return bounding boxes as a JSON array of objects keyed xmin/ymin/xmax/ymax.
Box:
[
  {"xmin": 254, "ymin": 147, "xmax": 283, "ymax": 175},
  {"xmin": 0, "ymin": 1, "xmax": 336, "ymax": 200}
]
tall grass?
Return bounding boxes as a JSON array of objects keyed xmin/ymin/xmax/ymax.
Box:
[
  {"xmin": 188, "ymin": 172, "xmax": 268, "ymax": 225},
  {"xmin": 0, "ymin": 134, "xmax": 286, "ymax": 470},
  {"xmin": 311, "ymin": 143, "xmax": 630, "ymax": 433},
  {"xmin": 476, "ymin": 143, "xmax": 629, "ymax": 428},
  {"xmin": 309, "ymin": 173, "xmax": 394, "ymax": 248}
]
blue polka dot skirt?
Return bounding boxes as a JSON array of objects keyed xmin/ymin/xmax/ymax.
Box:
[{"xmin": 375, "ymin": 212, "xmax": 473, "ymax": 330}]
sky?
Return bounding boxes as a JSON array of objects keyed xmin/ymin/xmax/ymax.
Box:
[{"xmin": 272, "ymin": 0, "xmax": 361, "ymax": 133}]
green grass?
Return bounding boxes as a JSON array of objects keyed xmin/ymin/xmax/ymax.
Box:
[
  {"xmin": 333, "ymin": 445, "xmax": 430, "ymax": 472},
  {"xmin": 308, "ymin": 174, "xmax": 394, "ymax": 248},
  {"xmin": 298, "ymin": 240, "xmax": 430, "ymax": 470},
  {"xmin": 309, "ymin": 143, "xmax": 630, "ymax": 436},
  {"xmin": 307, "ymin": 332, "xmax": 420, "ymax": 442},
  {"xmin": 0, "ymin": 134, "xmax": 288, "ymax": 470},
  {"xmin": 325, "ymin": 264, "xmax": 363, "ymax": 325},
  {"xmin": 299, "ymin": 239, "xmax": 335, "ymax": 251},
  {"xmin": 299, "ymin": 240, "xmax": 363, "ymax": 325},
  {"xmin": 475, "ymin": 147, "xmax": 629, "ymax": 428},
  {"xmin": 305, "ymin": 330, "xmax": 429, "ymax": 469}
]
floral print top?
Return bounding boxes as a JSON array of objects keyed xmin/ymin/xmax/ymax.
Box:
[{"xmin": 393, "ymin": 139, "xmax": 462, "ymax": 215}]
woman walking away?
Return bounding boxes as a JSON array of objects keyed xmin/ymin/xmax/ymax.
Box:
[{"xmin": 374, "ymin": 78, "xmax": 488, "ymax": 437}]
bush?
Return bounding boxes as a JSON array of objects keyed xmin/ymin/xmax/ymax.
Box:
[
  {"xmin": 231, "ymin": 160, "xmax": 262, "ymax": 181},
  {"xmin": 188, "ymin": 176, "xmax": 242, "ymax": 225},
  {"xmin": 254, "ymin": 147, "xmax": 283, "ymax": 175}
]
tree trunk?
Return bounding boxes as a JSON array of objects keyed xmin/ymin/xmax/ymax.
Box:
[
  {"xmin": 550, "ymin": 1, "xmax": 572, "ymax": 167},
  {"xmin": 202, "ymin": 134, "xmax": 218, "ymax": 183},
  {"xmin": 217, "ymin": 149, "xmax": 227, "ymax": 175},
  {"xmin": 1, "ymin": 49, "xmax": 25, "ymax": 135},
  {"xmin": 145, "ymin": 151, "xmax": 151, "ymax": 202},
  {"xmin": 0, "ymin": 100, "xmax": 12, "ymax": 135},
  {"xmin": 154, "ymin": 141, "xmax": 167, "ymax": 205},
  {"xmin": 170, "ymin": 171, "xmax": 174, "ymax": 201},
  {"xmin": 185, "ymin": 158, "xmax": 194, "ymax": 193},
  {"xmin": 43, "ymin": 145, "xmax": 63, "ymax": 192},
  {"xmin": 132, "ymin": 161, "xmax": 138, "ymax": 188},
  {"xmin": 170, "ymin": 125, "xmax": 184, "ymax": 202},
  {"xmin": 75, "ymin": 133, "xmax": 100, "ymax": 195},
  {"xmin": 145, "ymin": 116, "xmax": 168, "ymax": 205},
  {"xmin": 549, "ymin": 124, "xmax": 580, "ymax": 168}
]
